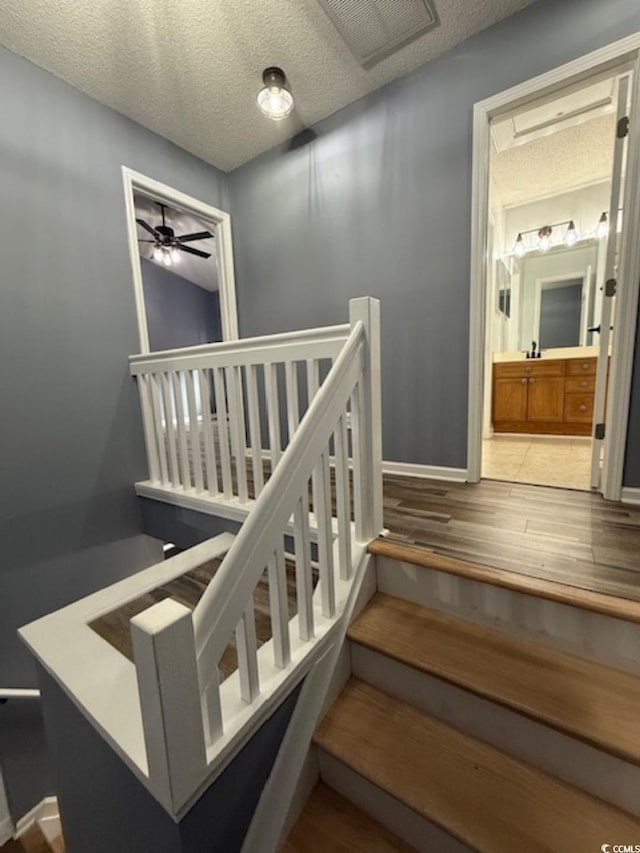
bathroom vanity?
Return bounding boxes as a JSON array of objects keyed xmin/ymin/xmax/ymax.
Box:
[{"xmin": 492, "ymin": 355, "xmax": 602, "ymax": 436}]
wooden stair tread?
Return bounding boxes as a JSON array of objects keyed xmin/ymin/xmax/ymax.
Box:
[
  {"xmin": 348, "ymin": 592, "xmax": 640, "ymax": 764},
  {"xmin": 315, "ymin": 679, "xmax": 640, "ymax": 853},
  {"xmin": 1, "ymin": 825, "xmax": 63, "ymax": 853},
  {"xmin": 369, "ymin": 537, "xmax": 640, "ymax": 623},
  {"xmin": 282, "ymin": 782, "xmax": 412, "ymax": 852}
]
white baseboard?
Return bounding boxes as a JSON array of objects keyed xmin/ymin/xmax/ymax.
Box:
[
  {"xmin": 383, "ymin": 461, "xmax": 468, "ymax": 482},
  {"xmin": 621, "ymin": 487, "xmax": 640, "ymax": 505},
  {"xmin": 16, "ymin": 796, "xmax": 59, "ymax": 836}
]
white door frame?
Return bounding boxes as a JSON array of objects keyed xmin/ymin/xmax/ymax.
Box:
[
  {"xmin": 468, "ymin": 32, "xmax": 640, "ymax": 501},
  {"xmin": 121, "ymin": 167, "xmax": 239, "ymax": 353}
]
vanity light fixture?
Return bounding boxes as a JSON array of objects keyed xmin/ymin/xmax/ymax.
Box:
[
  {"xmin": 257, "ymin": 67, "xmax": 294, "ymax": 120},
  {"xmin": 596, "ymin": 211, "xmax": 609, "ymax": 239},
  {"xmin": 564, "ymin": 220, "xmax": 578, "ymax": 247},
  {"xmin": 538, "ymin": 225, "xmax": 553, "ymax": 252}
]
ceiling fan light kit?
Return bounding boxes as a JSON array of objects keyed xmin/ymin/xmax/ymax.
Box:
[
  {"xmin": 257, "ymin": 67, "xmax": 294, "ymax": 120},
  {"xmin": 136, "ymin": 202, "xmax": 213, "ymax": 268}
]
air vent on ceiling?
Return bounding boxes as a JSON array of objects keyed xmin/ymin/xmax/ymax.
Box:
[{"xmin": 317, "ymin": 0, "xmax": 439, "ymax": 69}]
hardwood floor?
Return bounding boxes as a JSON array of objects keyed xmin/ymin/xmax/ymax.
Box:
[
  {"xmin": 90, "ymin": 555, "xmax": 318, "ymax": 680},
  {"xmin": 381, "ymin": 474, "xmax": 640, "ymax": 602}
]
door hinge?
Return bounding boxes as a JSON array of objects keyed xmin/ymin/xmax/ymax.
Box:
[
  {"xmin": 595, "ymin": 423, "xmax": 606, "ymax": 440},
  {"xmin": 605, "ymin": 278, "xmax": 617, "ymax": 297},
  {"xmin": 617, "ymin": 116, "xmax": 629, "ymax": 138}
]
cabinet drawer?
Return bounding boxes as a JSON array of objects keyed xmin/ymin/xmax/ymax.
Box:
[
  {"xmin": 564, "ymin": 393, "xmax": 594, "ymax": 422},
  {"xmin": 494, "ymin": 360, "xmax": 564, "ymax": 378},
  {"xmin": 566, "ymin": 358, "xmax": 597, "ymax": 376},
  {"xmin": 565, "ymin": 376, "xmax": 596, "ymax": 393}
]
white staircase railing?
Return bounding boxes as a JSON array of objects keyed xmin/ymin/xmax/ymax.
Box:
[
  {"xmin": 129, "ymin": 323, "xmax": 353, "ymax": 508},
  {"xmin": 20, "ymin": 299, "xmax": 382, "ymax": 829},
  {"xmin": 130, "ymin": 297, "xmax": 382, "ymax": 814}
]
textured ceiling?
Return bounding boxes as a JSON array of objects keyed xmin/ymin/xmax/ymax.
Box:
[
  {"xmin": 135, "ymin": 194, "xmax": 219, "ymax": 291},
  {"xmin": 0, "ymin": 0, "xmax": 536, "ymax": 171},
  {"xmin": 491, "ymin": 113, "xmax": 616, "ymax": 208}
]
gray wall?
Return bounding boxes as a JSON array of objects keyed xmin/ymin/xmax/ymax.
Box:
[
  {"xmin": 141, "ymin": 258, "xmax": 222, "ymax": 351},
  {"xmin": 227, "ymin": 0, "xmax": 640, "ymax": 481},
  {"xmin": 0, "ymin": 43, "xmax": 229, "ymax": 816},
  {"xmin": 38, "ymin": 665, "xmax": 301, "ymax": 853}
]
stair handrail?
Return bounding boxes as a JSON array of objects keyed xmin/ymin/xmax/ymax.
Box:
[{"xmin": 193, "ymin": 322, "xmax": 362, "ymax": 672}]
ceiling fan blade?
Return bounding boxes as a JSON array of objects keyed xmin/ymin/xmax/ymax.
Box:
[
  {"xmin": 136, "ymin": 218, "xmax": 160, "ymax": 237},
  {"xmin": 177, "ymin": 244, "xmax": 211, "ymax": 259},
  {"xmin": 137, "ymin": 239, "xmax": 156, "ymax": 243},
  {"xmin": 178, "ymin": 230, "xmax": 213, "ymax": 243}
]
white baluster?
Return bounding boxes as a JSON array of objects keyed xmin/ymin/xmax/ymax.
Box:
[
  {"xmin": 306, "ymin": 358, "xmax": 319, "ymax": 404},
  {"xmin": 213, "ymin": 367, "xmax": 233, "ymax": 499},
  {"xmin": 267, "ymin": 542, "xmax": 291, "ymax": 668},
  {"xmin": 246, "ymin": 364, "xmax": 264, "ymax": 498},
  {"xmin": 235, "ymin": 602, "xmax": 259, "ymax": 703},
  {"xmin": 226, "ymin": 365, "xmax": 248, "ymax": 503},
  {"xmin": 285, "ymin": 360, "xmax": 300, "ymax": 442},
  {"xmin": 171, "ymin": 372, "xmax": 191, "ymax": 489},
  {"xmin": 293, "ymin": 494, "xmax": 314, "ymax": 641},
  {"xmin": 350, "ymin": 383, "xmax": 365, "ymax": 541},
  {"xmin": 334, "ymin": 414, "xmax": 353, "ymax": 580},
  {"xmin": 130, "ymin": 599, "xmax": 207, "ymax": 810},
  {"xmin": 201, "ymin": 668, "xmax": 223, "ymax": 747},
  {"xmin": 138, "ymin": 375, "xmax": 160, "ymax": 482},
  {"xmin": 185, "ymin": 370, "xmax": 204, "ymax": 494},
  {"xmin": 312, "ymin": 450, "xmax": 335, "ymax": 619},
  {"xmin": 150, "ymin": 374, "xmax": 169, "ymax": 484},
  {"xmin": 161, "ymin": 373, "xmax": 179, "ymax": 488},
  {"xmin": 265, "ymin": 363, "xmax": 281, "ymax": 470},
  {"xmin": 198, "ymin": 370, "xmax": 220, "ymax": 496}
]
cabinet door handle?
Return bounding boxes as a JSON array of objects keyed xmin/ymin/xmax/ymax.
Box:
[
  {"xmin": 529, "ymin": 377, "xmax": 536, "ymax": 384},
  {"xmin": 520, "ymin": 378, "xmax": 527, "ymax": 384},
  {"xmin": 581, "ymin": 380, "xmax": 588, "ymax": 387},
  {"xmin": 525, "ymin": 366, "xmax": 532, "ymax": 372},
  {"xmin": 582, "ymin": 363, "xmax": 589, "ymax": 370},
  {"xmin": 579, "ymin": 404, "xmax": 587, "ymax": 412}
]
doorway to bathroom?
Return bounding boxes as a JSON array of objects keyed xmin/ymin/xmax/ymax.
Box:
[{"xmin": 468, "ymin": 38, "xmax": 640, "ymax": 499}]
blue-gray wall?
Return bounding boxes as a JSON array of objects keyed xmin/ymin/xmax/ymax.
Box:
[
  {"xmin": 141, "ymin": 258, "xmax": 222, "ymax": 351},
  {"xmin": 0, "ymin": 43, "xmax": 229, "ymax": 817},
  {"xmin": 38, "ymin": 665, "xmax": 301, "ymax": 853},
  {"xmin": 227, "ymin": 0, "xmax": 640, "ymax": 482}
]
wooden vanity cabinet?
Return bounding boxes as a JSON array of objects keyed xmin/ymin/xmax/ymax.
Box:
[{"xmin": 492, "ymin": 357, "xmax": 598, "ymax": 436}]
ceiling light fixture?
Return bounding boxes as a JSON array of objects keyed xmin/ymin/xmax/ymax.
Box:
[
  {"xmin": 596, "ymin": 211, "xmax": 609, "ymax": 239},
  {"xmin": 257, "ymin": 67, "xmax": 294, "ymax": 121},
  {"xmin": 564, "ymin": 220, "xmax": 578, "ymax": 247}
]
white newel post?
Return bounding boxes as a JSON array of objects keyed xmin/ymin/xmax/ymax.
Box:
[
  {"xmin": 131, "ymin": 599, "xmax": 207, "ymax": 812},
  {"xmin": 349, "ymin": 297, "xmax": 383, "ymax": 540}
]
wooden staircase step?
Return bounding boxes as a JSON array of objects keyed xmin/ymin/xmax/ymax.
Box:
[
  {"xmin": 282, "ymin": 782, "xmax": 412, "ymax": 852},
  {"xmin": 348, "ymin": 592, "xmax": 640, "ymax": 764},
  {"xmin": 368, "ymin": 537, "xmax": 640, "ymax": 623},
  {"xmin": 0, "ymin": 825, "xmax": 64, "ymax": 853},
  {"xmin": 315, "ymin": 679, "xmax": 640, "ymax": 852}
]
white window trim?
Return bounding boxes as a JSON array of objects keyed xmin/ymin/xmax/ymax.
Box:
[{"xmin": 121, "ymin": 167, "xmax": 239, "ymax": 353}]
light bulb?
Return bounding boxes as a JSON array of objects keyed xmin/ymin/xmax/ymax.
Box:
[
  {"xmin": 152, "ymin": 246, "xmax": 163, "ymax": 261},
  {"xmin": 257, "ymin": 67, "xmax": 294, "ymax": 120},
  {"xmin": 513, "ymin": 233, "xmax": 526, "ymax": 258},
  {"xmin": 596, "ymin": 212, "xmax": 609, "ymax": 239},
  {"xmin": 170, "ymin": 247, "xmax": 180, "ymax": 263},
  {"xmin": 564, "ymin": 220, "xmax": 578, "ymax": 247},
  {"xmin": 538, "ymin": 226, "xmax": 552, "ymax": 252},
  {"xmin": 162, "ymin": 249, "xmax": 172, "ymax": 266}
]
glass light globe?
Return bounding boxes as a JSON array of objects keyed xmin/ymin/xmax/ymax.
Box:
[
  {"xmin": 538, "ymin": 226, "xmax": 552, "ymax": 252},
  {"xmin": 152, "ymin": 246, "xmax": 163, "ymax": 261},
  {"xmin": 596, "ymin": 212, "xmax": 609, "ymax": 239},
  {"xmin": 170, "ymin": 247, "xmax": 180, "ymax": 263},
  {"xmin": 564, "ymin": 221, "xmax": 578, "ymax": 247},
  {"xmin": 162, "ymin": 249, "xmax": 172, "ymax": 266},
  {"xmin": 513, "ymin": 233, "xmax": 526, "ymax": 258},
  {"xmin": 257, "ymin": 67, "xmax": 294, "ymax": 121}
]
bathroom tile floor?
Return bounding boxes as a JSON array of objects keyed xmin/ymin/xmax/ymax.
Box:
[{"xmin": 482, "ymin": 435, "xmax": 593, "ymax": 491}]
